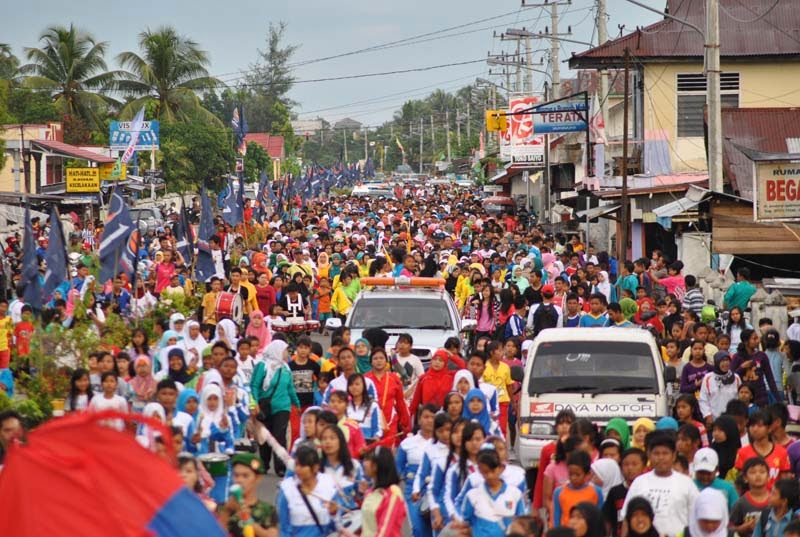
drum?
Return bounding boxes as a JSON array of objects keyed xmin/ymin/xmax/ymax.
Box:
[
  {"xmin": 328, "ymin": 511, "xmax": 363, "ymax": 537},
  {"xmin": 289, "ymin": 317, "xmax": 307, "ymax": 333},
  {"xmin": 198, "ymin": 453, "xmax": 231, "ymax": 505},
  {"xmin": 272, "ymin": 318, "xmax": 290, "ymax": 333},
  {"xmin": 215, "ymin": 292, "xmax": 243, "ymax": 324},
  {"xmin": 305, "ymin": 320, "xmax": 320, "ymax": 332}
]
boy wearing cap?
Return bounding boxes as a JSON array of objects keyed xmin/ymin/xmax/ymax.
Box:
[
  {"xmin": 693, "ymin": 447, "xmax": 738, "ymax": 511},
  {"xmin": 218, "ymin": 453, "xmax": 277, "ymax": 537}
]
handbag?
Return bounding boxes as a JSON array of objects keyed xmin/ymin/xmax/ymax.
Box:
[
  {"xmin": 257, "ymin": 366, "xmax": 283, "ymax": 421},
  {"xmin": 296, "ymin": 483, "xmax": 326, "ymax": 535}
]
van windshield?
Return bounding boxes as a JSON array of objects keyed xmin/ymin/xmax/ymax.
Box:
[{"xmin": 528, "ymin": 340, "xmax": 659, "ymax": 394}]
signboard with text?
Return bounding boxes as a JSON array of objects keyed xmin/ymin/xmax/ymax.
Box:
[
  {"xmin": 99, "ymin": 162, "xmax": 126, "ymax": 181},
  {"xmin": 504, "ymin": 96, "xmax": 544, "ymax": 164},
  {"xmin": 66, "ymin": 168, "xmax": 100, "ymax": 193},
  {"xmin": 754, "ymin": 161, "xmax": 800, "ymax": 222},
  {"xmin": 534, "ymin": 96, "xmax": 589, "ymax": 134},
  {"xmin": 109, "ymin": 120, "xmax": 160, "ymax": 151}
]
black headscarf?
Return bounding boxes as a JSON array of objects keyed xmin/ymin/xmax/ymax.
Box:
[
  {"xmin": 167, "ymin": 347, "xmax": 194, "ymax": 384},
  {"xmin": 625, "ymin": 497, "xmax": 660, "ymax": 537},
  {"xmin": 711, "ymin": 414, "xmax": 741, "ymax": 479},
  {"xmin": 571, "ymin": 502, "xmax": 606, "ymax": 537}
]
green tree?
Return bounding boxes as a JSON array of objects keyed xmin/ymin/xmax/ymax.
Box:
[
  {"xmin": 0, "ymin": 44, "xmax": 19, "ymax": 81},
  {"xmin": 19, "ymin": 25, "xmax": 118, "ymax": 129},
  {"xmin": 159, "ymin": 122, "xmax": 234, "ymax": 192},
  {"xmin": 5, "ymin": 87, "xmax": 59, "ymax": 123},
  {"xmin": 116, "ymin": 26, "xmax": 222, "ymax": 124},
  {"xmin": 242, "ymin": 141, "xmax": 271, "ymax": 182}
]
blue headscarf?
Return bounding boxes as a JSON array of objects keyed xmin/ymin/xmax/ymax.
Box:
[
  {"xmin": 177, "ymin": 388, "xmax": 199, "ymax": 418},
  {"xmin": 0, "ymin": 368, "xmax": 14, "ymax": 397},
  {"xmin": 656, "ymin": 416, "xmax": 679, "ymax": 431},
  {"xmin": 462, "ymin": 388, "xmax": 492, "ymax": 434}
]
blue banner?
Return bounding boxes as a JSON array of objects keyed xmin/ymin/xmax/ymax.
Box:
[{"xmin": 110, "ymin": 120, "xmax": 160, "ymax": 151}]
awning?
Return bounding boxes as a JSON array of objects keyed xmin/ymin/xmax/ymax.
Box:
[
  {"xmin": 652, "ymin": 184, "xmax": 710, "ymax": 218},
  {"xmin": 576, "ymin": 204, "xmax": 621, "ymax": 220},
  {"xmin": 30, "ymin": 140, "xmax": 115, "ymax": 163},
  {"xmin": 0, "ymin": 204, "xmax": 47, "ymax": 224}
]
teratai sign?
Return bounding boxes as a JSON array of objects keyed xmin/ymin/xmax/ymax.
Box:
[{"xmin": 754, "ymin": 161, "xmax": 800, "ymax": 222}]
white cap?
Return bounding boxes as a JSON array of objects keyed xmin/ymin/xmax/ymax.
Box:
[{"xmin": 693, "ymin": 447, "xmax": 718, "ymax": 473}]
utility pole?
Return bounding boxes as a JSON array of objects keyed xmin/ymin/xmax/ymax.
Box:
[
  {"xmin": 550, "ymin": 2, "xmax": 561, "ymax": 99},
  {"xmin": 445, "ymin": 110, "xmax": 452, "ymax": 163},
  {"xmin": 364, "ymin": 127, "xmax": 368, "ymax": 161},
  {"xmin": 419, "ymin": 117, "xmax": 424, "ymax": 174},
  {"xmin": 598, "ymin": 0, "xmax": 609, "ymax": 136},
  {"xmin": 515, "ymin": 40, "xmax": 523, "ymax": 93},
  {"xmin": 466, "ymin": 102, "xmax": 471, "ymax": 140},
  {"xmin": 431, "ymin": 115, "xmax": 435, "ymax": 160},
  {"xmin": 619, "ymin": 48, "xmax": 631, "ymax": 263},
  {"xmin": 456, "ymin": 108, "xmax": 462, "ymax": 149},
  {"xmin": 525, "ymin": 34, "xmax": 533, "ymax": 94},
  {"xmin": 707, "ymin": 0, "xmax": 722, "ymax": 192},
  {"xmin": 343, "ymin": 129, "xmax": 348, "ymax": 162}
]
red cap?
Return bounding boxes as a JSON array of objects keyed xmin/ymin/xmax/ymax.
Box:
[{"xmin": 541, "ymin": 284, "xmax": 555, "ymax": 296}]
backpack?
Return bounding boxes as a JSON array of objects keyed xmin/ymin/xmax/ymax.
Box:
[{"xmin": 533, "ymin": 304, "xmax": 559, "ymax": 336}]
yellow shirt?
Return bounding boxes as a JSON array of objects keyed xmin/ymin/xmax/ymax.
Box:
[
  {"xmin": 330, "ymin": 287, "xmax": 352, "ymax": 315},
  {"xmin": 0, "ymin": 316, "xmax": 11, "ymax": 351},
  {"xmin": 201, "ymin": 292, "xmax": 219, "ymax": 325},
  {"xmin": 483, "ymin": 360, "xmax": 512, "ymax": 403},
  {"xmin": 240, "ymin": 280, "xmax": 259, "ymax": 315}
]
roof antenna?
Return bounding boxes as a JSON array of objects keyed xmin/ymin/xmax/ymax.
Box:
[{"xmin": 617, "ymin": 24, "xmax": 626, "ymax": 38}]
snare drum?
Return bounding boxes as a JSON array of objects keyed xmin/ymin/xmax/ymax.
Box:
[
  {"xmin": 215, "ymin": 292, "xmax": 243, "ymax": 324},
  {"xmin": 198, "ymin": 453, "xmax": 231, "ymax": 505},
  {"xmin": 271, "ymin": 318, "xmax": 290, "ymax": 333},
  {"xmin": 289, "ymin": 317, "xmax": 307, "ymax": 333},
  {"xmin": 305, "ymin": 320, "xmax": 320, "ymax": 332}
]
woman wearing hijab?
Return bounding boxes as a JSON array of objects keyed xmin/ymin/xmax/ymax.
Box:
[
  {"xmin": 250, "ymin": 339, "xmax": 301, "ymax": 476},
  {"xmin": 710, "ymin": 415, "xmax": 741, "ymax": 480},
  {"xmin": 317, "ymin": 252, "xmax": 330, "ymax": 280},
  {"xmin": 590, "ymin": 459, "xmax": 624, "ymax": 500},
  {"xmin": 631, "ymin": 418, "xmax": 656, "ymax": 450},
  {"xmin": 510, "ymin": 265, "xmax": 530, "ymax": 294},
  {"xmin": 605, "ymin": 418, "xmax": 631, "ymax": 450},
  {"xmin": 353, "ymin": 337, "xmax": 372, "ymax": 374},
  {"xmin": 699, "ymin": 352, "xmax": 741, "ymax": 423},
  {"xmin": 245, "ymin": 310, "xmax": 271, "ymax": 355},
  {"xmin": 451, "ymin": 369, "xmax": 476, "ymax": 398},
  {"xmin": 177, "ymin": 388, "xmax": 201, "ymax": 452},
  {"xmin": 461, "ymin": 388, "xmax": 502, "ymax": 438},
  {"xmin": 194, "ymin": 383, "xmax": 235, "ymax": 455},
  {"xmin": 620, "ymin": 298, "xmax": 639, "ymax": 323},
  {"xmin": 569, "ymin": 502, "xmax": 607, "ymax": 537},
  {"xmin": 181, "ymin": 321, "xmax": 207, "ymax": 370},
  {"xmin": 164, "ymin": 347, "xmax": 195, "ymax": 388},
  {"xmin": 213, "ymin": 319, "xmax": 239, "ymax": 351},
  {"xmin": 594, "ymin": 270, "xmax": 613, "ymax": 303},
  {"xmin": 136, "ymin": 402, "xmax": 166, "ymax": 450},
  {"xmin": 409, "ymin": 349, "xmax": 455, "ymax": 419},
  {"xmin": 169, "ymin": 312, "xmax": 186, "ymax": 333},
  {"xmin": 129, "ymin": 355, "xmax": 158, "ymax": 413},
  {"xmin": 683, "ymin": 488, "xmax": 728, "ymax": 537},
  {"xmin": 155, "ymin": 330, "xmax": 182, "ymax": 374},
  {"xmin": 625, "ymin": 497, "xmax": 660, "ymax": 537}
]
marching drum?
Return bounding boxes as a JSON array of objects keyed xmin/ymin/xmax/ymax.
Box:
[
  {"xmin": 198, "ymin": 453, "xmax": 231, "ymax": 505},
  {"xmin": 271, "ymin": 318, "xmax": 290, "ymax": 333},
  {"xmin": 289, "ymin": 317, "xmax": 307, "ymax": 333},
  {"xmin": 305, "ymin": 320, "xmax": 320, "ymax": 332},
  {"xmin": 215, "ymin": 292, "xmax": 243, "ymax": 324}
]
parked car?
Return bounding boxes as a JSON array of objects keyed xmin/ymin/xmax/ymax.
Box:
[{"xmin": 128, "ymin": 207, "xmax": 165, "ymax": 235}]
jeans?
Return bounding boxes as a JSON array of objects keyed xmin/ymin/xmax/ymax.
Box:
[{"xmin": 259, "ymin": 410, "xmax": 290, "ymax": 475}]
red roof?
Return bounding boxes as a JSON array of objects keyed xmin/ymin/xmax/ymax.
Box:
[
  {"xmin": 31, "ymin": 139, "xmax": 115, "ymax": 163},
  {"xmin": 570, "ymin": 0, "xmax": 800, "ymax": 68},
  {"xmin": 244, "ymin": 133, "xmax": 285, "ymax": 159},
  {"xmin": 721, "ymin": 107, "xmax": 800, "ymax": 201}
]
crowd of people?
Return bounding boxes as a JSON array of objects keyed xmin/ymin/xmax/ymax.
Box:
[{"xmin": 1, "ymin": 183, "xmax": 800, "ymax": 537}]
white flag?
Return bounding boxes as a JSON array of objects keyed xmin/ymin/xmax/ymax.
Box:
[{"xmin": 121, "ymin": 107, "xmax": 146, "ymax": 164}]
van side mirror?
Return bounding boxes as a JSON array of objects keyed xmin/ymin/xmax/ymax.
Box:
[
  {"xmin": 664, "ymin": 365, "xmax": 676, "ymax": 383},
  {"xmin": 510, "ymin": 365, "xmax": 525, "ymax": 383}
]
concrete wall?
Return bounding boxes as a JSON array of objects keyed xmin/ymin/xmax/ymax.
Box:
[{"xmin": 643, "ymin": 61, "xmax": 800, "ymax": 173}]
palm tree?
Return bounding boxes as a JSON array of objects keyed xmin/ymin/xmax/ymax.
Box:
[
  {"xmin": 116, "ymin": 27, "xmax": 222, "ymax": 124},
  {"xmin": 0, "ymin": 44, "xmax": 19, "ymax": 80},
  {"xmin": 19, "ymin": 25, "xmax": 119, "ymax": 125}
]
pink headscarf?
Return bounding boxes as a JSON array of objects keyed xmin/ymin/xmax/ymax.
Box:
[
  {"xmin": 129, "ymin": 355, "xmax": 158, "ymax": 401},
  {"xmin": 245, "ymin": 310, "xmax": 272, "ymax": 354}
]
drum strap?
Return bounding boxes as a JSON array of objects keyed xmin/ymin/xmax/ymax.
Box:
[{"xmin": 296, "ymin": 484, "xmax": 326, "ymax": 535}]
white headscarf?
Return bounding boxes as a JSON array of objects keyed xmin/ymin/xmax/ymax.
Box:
[
  {"xmin": 136, "ymin": 402, "xmax": 167, "ymax": 448},
  {"xmin": 298, "ymin": 405, "xmax": 322, "ymax": 442},
  {"xmin": 198, "ymin": 383, "xmax": 225, "ymax": 437},
  {"xmin": 596, "ymin": 270, "xmax": 611, "ymax": 302},
  {"xmin": 688, "ymin": 488, "xmax": 728, "ymax": 537},
  {"xmin": 169, "ymin": 312, "xmax": 186, "ymax": 333},
  {"xmin": 452, "ymin": 369, "xmax": 476, "ymax": 396},
  {"xmin": 213, "ymin": 319, "xmax": 239, "ymax": 350},
  {"xmin": 261, "ymin": 340, "xmax": 289, "ymax": 391},
  {"xmin": 590, "ymin": 458, "xmax": 624, "ymax": 499},
  {"xmin": 181, "ymin": 320, "xmax": 207, "ymax": 365}
]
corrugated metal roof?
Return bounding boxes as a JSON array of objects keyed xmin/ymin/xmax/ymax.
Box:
[
  {"xmin": 570, "ymin": 0, "xmax": 800, "ymax": 68},
  {"xmin": 244, "ymin": 133, "xmax": 285, "ymax": 159},
  {"xmin": 721, "ymin": 108, "xmax": 800, "ymax": 201},
  {"xmin": 30, "ymin": 140, "xmax": 115, "ymax": 163}
]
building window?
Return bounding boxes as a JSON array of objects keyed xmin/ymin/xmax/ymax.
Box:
[{"xmin": 676, "ymin": 73, "xmax": 739, "ymax": 137}]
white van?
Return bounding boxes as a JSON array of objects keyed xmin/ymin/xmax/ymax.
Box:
[{"xmin": 515, "ymin": 328, "xmax": 675, "ymax": 468}]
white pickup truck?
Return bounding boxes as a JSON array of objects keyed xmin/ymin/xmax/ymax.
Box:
[{"xmin": 514, "ymin": 328, "xmax": 676, "ymax": 468}]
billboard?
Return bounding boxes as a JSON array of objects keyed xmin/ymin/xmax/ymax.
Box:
[
  {"xmin": 504, "ymin": 96, "xmax": 545, "ymax": 164},
  {"xmin": 110, "ymin": 120, "xmax": 160, "ymax": 151},
  {"xmin": 99, "ymin": 162, "xmax": 126, "ymax": 181},
  {"xmin": 754, "ymin": 161, "xmax": 800, "ymax": 222},
  {"xmin": 534, "ymin": 97, "xmax": 589, "ymax": 134},
  {"xmin": 66, "ymin": 168, "xmax": 100, "ymax": 193}
]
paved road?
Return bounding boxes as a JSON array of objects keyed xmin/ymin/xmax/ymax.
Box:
[{"xmin": 256, "ymin": 329, "xmax": 329, "ymax": 503}]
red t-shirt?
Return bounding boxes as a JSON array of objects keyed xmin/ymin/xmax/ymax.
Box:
[
  {"xmin": 14, "ymin": 321, "xmax": 34, "ymax": 357},
  {"xmin": 734, "ymin": 443, "xmax": 790, "ymax": 489}
]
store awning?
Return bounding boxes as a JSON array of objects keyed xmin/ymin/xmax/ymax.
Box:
[
  {"xmin": 652, "ymin": 184, "xmax": 710, "ymax": 218},
  {"xmin": 575, "ymin": 204, "xmax": 620, "ymax": 220},
  {"xmin": 0, "ymin": 204, "xmax": 47, "ymax": 224},
  {"xmin": 30, "ymin": 140, "xmax": 115, "ymax": 163}
]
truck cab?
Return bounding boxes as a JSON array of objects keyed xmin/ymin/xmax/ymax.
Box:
[{"xmin": 515, "ymin": 328, "xmax": 675, "ymax": 468}]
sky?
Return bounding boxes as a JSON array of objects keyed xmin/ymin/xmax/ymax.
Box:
[{"xmin": 3, "ymin": 0, "xmax": 658, "ymax": 127}]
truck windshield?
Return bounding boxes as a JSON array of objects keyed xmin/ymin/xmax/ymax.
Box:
[
  {"xmin": 349, "ymin": 297, "xmax": 453, "ymax": 330},
  {"xmin": 528, "ymin": 340, "xmax": 659, "ymax": 394}
]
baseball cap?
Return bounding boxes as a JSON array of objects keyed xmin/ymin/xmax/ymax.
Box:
[
  {"xmin": 693, "ymin": 448, "xmax": 718, "ymax": 473},
  {"xmin": 541, "ymin": 284, "xmax": 555, "ymax": 296}
]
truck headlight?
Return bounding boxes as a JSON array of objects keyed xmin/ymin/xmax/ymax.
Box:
[{"xmin": 523, "ymin": 422, "xmax": 553, "ymax": 436}]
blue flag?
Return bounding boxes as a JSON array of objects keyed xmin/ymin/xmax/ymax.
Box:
[
  {"xmin": 195, "ymin": 185, "xmax": 216, "ymax": 283},
  {"xmin": 221, "ymin": 178, "xmax": 243, "ymax": 225},
  {"xmin": 99, "ymin": 191, "xmax": 135, "ymax": 284},
  {"xmin": 21, "ymin": 204, "xmax": 43, "ymax": 308},
  {"xmin": 256, "ymin": 172, "xmax": 272, "ymax": 222},
  {"xmin": 42, "ymin": 206, "xmax": 67, "ymax": 301},
  {"xmin": 231, "ymin": 105, "xmax": 248, "ymax": 155},
  {"xmin": 174, "ymin": 200, "xmax": 193, "ymax": 264}
]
